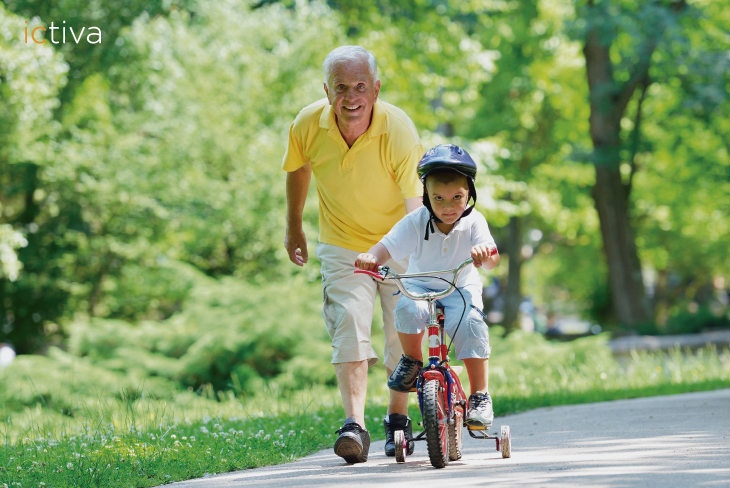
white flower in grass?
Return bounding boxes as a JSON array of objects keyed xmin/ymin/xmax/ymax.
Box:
[{"xmin": 67, "ymin": 462, "xmax": 73, "ymax": 469}]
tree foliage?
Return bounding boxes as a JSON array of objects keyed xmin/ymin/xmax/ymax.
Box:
[{"xmin": 0, "ymin": 0, "xmax": 727, "ymax": 361}]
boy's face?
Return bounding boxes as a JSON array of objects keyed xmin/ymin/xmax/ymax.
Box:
[{"xmin": 425, "ymin": 176, "xmax": 470, "ymax": 225}]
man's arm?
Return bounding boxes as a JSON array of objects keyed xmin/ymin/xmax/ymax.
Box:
[
  {"xmin": 404, "ymin": 196, "xmax": 422, "ymax": 214},
  {"xmin": 285, "ymin": 164, "xmax": 312, "ymax": 266}
]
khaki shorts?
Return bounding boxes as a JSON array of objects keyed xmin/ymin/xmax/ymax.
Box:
[{"xmin": 316, "ymin": 243, "xmax": 406, "ymax": 371}]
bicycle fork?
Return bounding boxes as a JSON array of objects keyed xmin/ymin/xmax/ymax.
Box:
[{"xmin": 417, "ymin": 302, "xmax": 457, "ymax": 422}]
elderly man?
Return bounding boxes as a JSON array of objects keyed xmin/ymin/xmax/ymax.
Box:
[{"xmin": 283, "ymin": 45, "xmax": 422, "ymax": 463}]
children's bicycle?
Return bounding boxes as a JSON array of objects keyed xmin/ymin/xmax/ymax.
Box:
[{"xmin": 355, "ymin": 257, "xmax": 511, "ymax": 468}]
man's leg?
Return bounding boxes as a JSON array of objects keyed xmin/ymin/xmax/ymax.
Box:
[
  {"xmin": 317, "ymin": 243, "xmax": 378, "ymax": 463},
  {"xmin": 386, "ymin": 371, "xmax": 409, "ymax": 415},
  {"xmin": 334, "ymin": 360, "xmax": 369, "ymax": 427}
]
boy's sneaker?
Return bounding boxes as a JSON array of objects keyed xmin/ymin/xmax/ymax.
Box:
[
  {"xmin": 387, "ymin": 354, "xmax": 423, "ymax": 392},
  {"xmin": 466, "ymin": 392, "xmax": 494, "ymax": 429},
  {"xmin": 334, "ymin": 421, "xmax": 370, "ymax": 464},
  {"xmin": 383, "ymin": 414, "xmax": 415, "ymax": 457}
]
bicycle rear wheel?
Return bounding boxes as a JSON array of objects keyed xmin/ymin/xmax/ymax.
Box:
[
  {"xmin": 448, "ymin": 404, "xmax": 463, "ymax": 461},
  {"xmin": 422, "ymin": 379, "xmax": 448, "ymax": 468}
]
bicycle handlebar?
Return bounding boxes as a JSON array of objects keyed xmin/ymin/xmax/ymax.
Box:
[{"xmin": 355, "ymin": 252, "xmax": 495, "ymax": 302}]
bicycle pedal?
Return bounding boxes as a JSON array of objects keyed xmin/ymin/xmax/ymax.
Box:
[{"xmin": 466, "ymin": 423, "xmax": 487, "ymax": 431}]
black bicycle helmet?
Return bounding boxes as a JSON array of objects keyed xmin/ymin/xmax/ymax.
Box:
[{"xmin": 417, "ymin": 144, "xmax": 478, "ymax": 240}]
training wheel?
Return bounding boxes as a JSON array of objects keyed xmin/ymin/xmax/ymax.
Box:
[
  {"xmin": 394, "ymin": 429, "xmax": 407, "ymax": 463},
  {"xmin": 500, "ymin": 425, "xmax": 511, "ymax": 458}
]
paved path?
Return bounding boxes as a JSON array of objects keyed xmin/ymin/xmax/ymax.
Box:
[
  {"xmin": 166, "ymin": 389, "xmax": 729, "ymax": 488},
  {"xmin": 607, "ymin": 330, "xmax": 730, "ymax": 354}
]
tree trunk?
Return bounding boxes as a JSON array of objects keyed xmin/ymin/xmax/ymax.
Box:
[
  {"xmin": 592, "ymin": 164, "xmax": 650, "ymax": 326},
  {"xmin": 584, "ymin": 8, "xmax": 651, "ymax": 327},
  {"xmin": 502, "ymin": 216, "xmax": 522, "ymax": 330}
]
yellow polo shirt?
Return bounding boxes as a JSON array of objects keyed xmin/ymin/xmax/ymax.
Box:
[{"xmin": 283, "ymin": 98, "xmax": 423, "ymax": 252}]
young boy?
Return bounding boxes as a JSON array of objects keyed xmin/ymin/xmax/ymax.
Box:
[{"xmin": 355, "ymin": 144, "xmax": 499, "ymax": 441}]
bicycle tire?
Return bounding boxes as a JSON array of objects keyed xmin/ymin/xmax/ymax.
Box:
[
  {"xmin": 394, "ymin": 429, "xmax": 406, "ymax": 463},
  {"xmin": 422, "ymin": 379, "xmax": 448, "ymax": 468},
  {"xmin": 448, "ymin": 405, "xmax": 463, "ymax": 461}
]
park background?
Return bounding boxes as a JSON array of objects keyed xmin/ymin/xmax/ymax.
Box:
[{"xmin": 1, "ymin": 1, "xmax": 728, "ymax": 486}]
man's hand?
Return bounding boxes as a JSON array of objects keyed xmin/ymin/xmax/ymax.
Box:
[
  {"xmin": 355, "ymin": 252, "xmax": 379, "ymax": 271},
  {"xmin": 471, "ymin": 243, "xmax": 499, "ymax": 270},
  {"xmin": 285, "ymin": 227, "xmax": 309, "ymax": 266}
]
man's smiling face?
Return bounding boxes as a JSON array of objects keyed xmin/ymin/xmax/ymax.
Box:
[{"xmin": 324, "ymin": 57, "xmax": 380, "ymax": 129}]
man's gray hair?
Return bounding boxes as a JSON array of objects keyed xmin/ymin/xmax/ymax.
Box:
[{"xmin": 323, "ymin": 45, "xmax": 378, "ymax": 88}]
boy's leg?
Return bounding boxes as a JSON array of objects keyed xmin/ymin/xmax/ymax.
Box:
[
  {"xmin": 399, "ymin": 331, "xmax": 424, "ymax": 361},
  {"xmin": 378, "ymin": 260, "xmax": 416, "ymax": 416},
  {"xmin": 440, "ymin": 287, "xmax": 494, "ymax": 428},
  {"xmin": 464, "ymin": 357, "xmax": 494, "ymax": 429},
  {"xmin": 380, "ymin": 279, "xmax": 424, "ymax": 457},
  {"xmin": 463, "ymin": 357, "xmax": 489, "ymax": 395},
  {"xmin": 387, "ymin": 288, "xmax": 429, "ymax": 393}
]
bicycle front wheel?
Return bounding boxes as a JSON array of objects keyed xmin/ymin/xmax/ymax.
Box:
[{"xmin": 422, "ymin": 379, "xmax": 448, "ymax": 468}]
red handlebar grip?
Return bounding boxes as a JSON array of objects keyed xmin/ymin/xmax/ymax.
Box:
[{"xmin": 354, "ymin": 269, "xmax": 386, "ymax": 280}]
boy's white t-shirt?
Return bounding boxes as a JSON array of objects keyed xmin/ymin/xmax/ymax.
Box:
[{"xmin": 380, "ymin": 206, "xmax": 496, "ymax": 289}]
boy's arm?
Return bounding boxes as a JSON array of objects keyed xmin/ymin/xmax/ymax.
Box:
[
  {"xmin": 355, "ymin": 242, "xmax": 392, "ymax": 271},
  {"xmin": 471, "ymin": 242, "xmax": 499, "ymax": 270}
]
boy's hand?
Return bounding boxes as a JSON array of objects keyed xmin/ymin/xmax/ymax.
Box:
[
  {"xmin": 355, "ymin": 253, "xmax": 379, "ymax": 271},
  {"xmin": 471, "ymin": 244, "xmax": 499, "ymax": 270}
]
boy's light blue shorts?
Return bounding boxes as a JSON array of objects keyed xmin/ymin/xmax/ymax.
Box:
[{"xmin": 394, "ymin": 283, "xmax": 491, "ymax": 360}]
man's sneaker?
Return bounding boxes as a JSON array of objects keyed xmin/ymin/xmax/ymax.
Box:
[
  {"xmin": 334, "ymin": 421, "xmax": 370, "ymax": 464},
  {"xmin": 383, "ymin": 413, "xmax": 415, "ymax": 457},
  {"xmin": 387, "ymin": 354, "xmax": 423, "ymax": 392},
  {"xmin": 466, "ymin": 392, "xmax": 494, "ymax": 429}
]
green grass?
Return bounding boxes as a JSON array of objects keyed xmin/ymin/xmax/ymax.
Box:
[{"xmin": 2, "ymin": 331, "xmax": 728, "ymax": 488}]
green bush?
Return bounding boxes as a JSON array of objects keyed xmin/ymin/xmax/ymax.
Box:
[
  {"xmin": 66, "ymin": 267, "xmax": 334, "ymax": 397},
  {"xmin": 663, "ymin": 305, "xmax": 730, "ymax": 334}
]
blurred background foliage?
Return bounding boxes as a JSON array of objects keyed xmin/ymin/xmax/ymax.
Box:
[{"xmin": 1, "ymin": 0, "xmax": 728, "ymax": 400}]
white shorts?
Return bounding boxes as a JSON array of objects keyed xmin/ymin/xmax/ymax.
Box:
[{"xmin": 317, "ymin": 243, "xmax": 406, "ymax": 371}]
